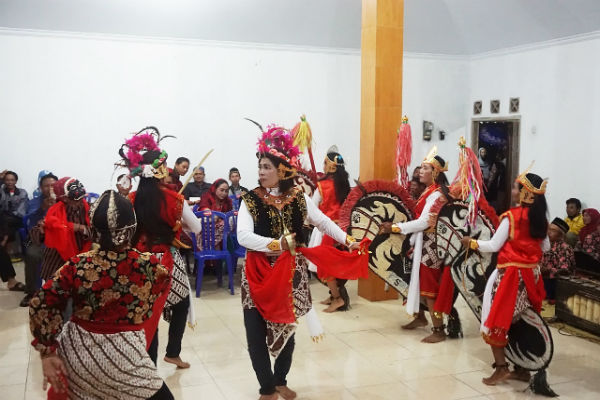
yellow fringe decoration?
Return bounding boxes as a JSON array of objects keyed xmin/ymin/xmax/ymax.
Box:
[{"xmin": 292, "ymin": 114, "xmax": 313, "ymax": 151}]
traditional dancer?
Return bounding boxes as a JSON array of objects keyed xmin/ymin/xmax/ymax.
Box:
[
  {"xmin": 460, "ymin": 168, "xmax": 549, "ymax": 385},
  {"xmin": 379, "ymin": 146, "xmax": 451, "ymax": 343},
  {"xmin": 40, "ymin": 177, "xmax": 92, "ymax": 281},
  {"xmin": 119, "ymin": 127, "xmax": 202, "ymax": 369},
  {"xmin": 30, "ymin": 190, "xmax": 175, "ymax": 399},
  {"xmin": 237, "ymin": 125, "xmax": 360, "ymax": 400},
  {"xmin": 309, "ymin": 146, "xmax": 352, "ymax": 312}
]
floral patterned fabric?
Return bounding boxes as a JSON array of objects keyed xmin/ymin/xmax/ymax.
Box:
[
  {"xmin": 539, "ymin": 240, "xmax": 575, "ymax": 279},
  {"xmin": 582, "ymin": 231, "xmax": 600, "ymax": 262},
  {"xmin": 30, "ymin": 248, "xmax": 170, "ymax": 355}
]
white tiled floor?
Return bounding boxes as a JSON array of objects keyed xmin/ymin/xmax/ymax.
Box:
[{"xmin": 2, "ymin": 262, "xmax": 600, "ymax": 400}]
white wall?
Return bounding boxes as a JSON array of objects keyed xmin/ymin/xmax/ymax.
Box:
[
  {"xmin": 2, "ymin": 29, "xmax": 597, "ymax": 220},
  {"xmin": 401, "ymin": 55, "xmax": 470, "ymax": 179},
  {"xmin": 0, "ymin": 31, "xmax": 361, "ymax": 195},
  {"xmin": 469, "ymin": 36, "xmax": 600, "ymax": 216}
]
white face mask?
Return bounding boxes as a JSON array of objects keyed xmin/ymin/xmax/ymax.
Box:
[{"xmin": 117, "ymin": 175, "xmax": 132, "ymax": 189}]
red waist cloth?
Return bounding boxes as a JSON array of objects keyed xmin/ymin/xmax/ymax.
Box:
[
  {"xmin": 483, "ymin": 266, "xmax": 545, "ymax": 347},
  {"xmin": 419, "ymin": 264, "xmax": 443, "ymax": 298},
  {"xmin": 245, "ymin": 240, "xmax": 371, "ymax": 324},
  {"xmin": 433, "ymin": 266, "xmax": 455, "ymax": 315},
  {"xmin": 70, "ymin": 317, "xmax": 144, "ymax": 334}
]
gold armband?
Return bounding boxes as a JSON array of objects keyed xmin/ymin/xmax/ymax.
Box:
[
  {"xmin": 267, "ymin": 240, "xmax": 281, "ymax": 252},
  {"xmin": 391, "ymin": 226, "xmax": 401, "ymax": 234},
  {"xmin": 469, "ymin": 239, "xmax": 479, "ymax": 250}
]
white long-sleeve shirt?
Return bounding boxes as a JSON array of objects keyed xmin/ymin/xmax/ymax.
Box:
[
  {"xmin": 181, "ymin": 203, "xmax": 202, "ymax": 234},
  {"xmin": 476, "ymin": 218, "xmax": 550, "ymax": 253},
  {"xmin": 394, "ymin": 190, "xmax": 442, "ymax": 235},
  {"xmin": 237, "ymin": 188, "xmax": 347, "ymax": 253}
]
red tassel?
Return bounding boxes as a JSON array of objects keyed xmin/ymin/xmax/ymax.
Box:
[{"xmin": 396, "ymin": 117, "xmax": 412, "ymax": 188}]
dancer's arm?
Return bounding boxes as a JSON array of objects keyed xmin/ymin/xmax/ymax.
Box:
[
  {"xmin": 474, "ymin": 218, "xmax": 509, "ymax": 253},
  {"xmin": 304, "ymin": 193, "xmax": 351, "ymax": 246},
  {"xmin": 237, "ymin": 200, "xmax": 283, "ymax": 252},
  {"xmin": 181, "ymin": 203, "xmax": 202, "ymax": 234},
  {"xmin": 394, "ymin": 191, "xmax": 442, "ymax": 234}
]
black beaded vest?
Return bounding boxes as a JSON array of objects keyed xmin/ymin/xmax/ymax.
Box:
[{"xmin": 241, "ymin": 187, "xmax": 308, "ymax": 245}]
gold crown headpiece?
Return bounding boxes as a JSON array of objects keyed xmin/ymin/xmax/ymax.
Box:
[
  {"xmin": 516, "ymin": 161, "xmax": 548, "ymax": 195},
  {"xmin": 423, "ymin": 145, "xmax": 449, "ymax": 173}
]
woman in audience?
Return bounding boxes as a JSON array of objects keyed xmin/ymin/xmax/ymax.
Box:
[
  {"xmin": 575, "ymin": 208, "xmax": 600, "ymax": 272},
  {"xmin": 29, "ymin": 190, "xmax": 175, "ymax": 399},
  {"xmin": 199, "ymin": 178, "xmax": 233, "ymax": 213}
]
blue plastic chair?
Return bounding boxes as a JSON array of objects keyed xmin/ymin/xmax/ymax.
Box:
[
  {"xmin": 191, "ymin": 210, "xmax": 234, "ymax": 297},
  {"xmin": 85, "ymin": 192, "xmax": 99, "ymax": 204},
  {"xmin": 225, "ymin": 210, "xmax": 246, "ymax": 269}
]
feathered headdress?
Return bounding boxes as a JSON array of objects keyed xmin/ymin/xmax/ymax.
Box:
[
  {"xmin": 117, "ymin": 126, "xmax": 174, "ymax": 179},
  {"xmin": 256, "ymin": 125, "xmax": 301, "ymax": 168},
  {"xmin": 396, "ymin": 115, "xmax": 412, "ymax": 188},
  {"xmin": 450, "ymin": 137, "xmax": 484, "ymax": 227}
]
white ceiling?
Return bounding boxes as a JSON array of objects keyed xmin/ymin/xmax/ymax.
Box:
[{"xmin": 1, "ymin": 0, "xmax": 599, "ymax": 55}]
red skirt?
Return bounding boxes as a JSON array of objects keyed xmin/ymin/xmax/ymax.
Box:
[
  {"xmin": 433, "ymin": 266, "xmax": 455, "ymax": 314},
  {"xmin": 419, "ymin": 264, "xmax": 443, "ymax": 298}
]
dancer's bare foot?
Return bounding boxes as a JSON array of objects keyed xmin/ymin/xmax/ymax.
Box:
[
  {"xmin": 482, "ymin": 364, "xmax": 510, "ymax": 386},
  {"xmin": 401, "ymin": 314, "xmax": 428, "ymax": 330},
  {"xmin": 258, "ymin": 394, "xmax": 279, "ymax": 400},
  {"xmin": 421, "ymin": 326, "xmax": 446, "ymax": 343},
  {"xmin": 275, "ymin": 385, "xmax": 297, "ymax": 400},
  {"xmin": 323, "ymin": 297, "xmax": 345, "ymax": 313},
  {"xmin": 508, "ymin": 367, "xmax": 531, "ymax": 382},
  {"xmin": 320, "ymin": 296, "xmax": 333, "ymax": 305},
  {"xmin": 164, "ymin": 356, "xmax": 190, "ymax": 369}
]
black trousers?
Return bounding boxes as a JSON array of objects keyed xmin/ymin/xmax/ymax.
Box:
[
  {"xmin": 147, "ymin": 382, "xmax": 174, "ymax": 400},
  {"xmin": 244, "ymin": 308, "xmax": 295, "ymax": 395},
  {"xmin": 24, "ymin": 243, "xmax": 43, "ymax": 294},
  {"xmin": 149, "ymin": 295, "xmax": 190, "ymax": 363},
  {"xmin": 0, "ymin": 245, "xmax": 16, "ymax": 282}
]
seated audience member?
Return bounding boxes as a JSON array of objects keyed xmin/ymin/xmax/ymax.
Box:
[
  {"xmin": 565, "ymin": 198, "xmax": 584, "ymax": 246},
  {"xmin": 198, "ymin": 179, "xmax": 232, "ymax": 251},
  {"xmin": 169, "ymin": 156, "xmax": 190, "ymax": 192},
  {"xmin": 539, "ymin": 218, "xmax": 574, "ymax": 303},
  {"xmin": 31, "ymin": 170, "xmax": 54, "ymax": 199},
  {"xmin": 199, "ymin": 179, "xmax": 233, "ymax": 213},
  {"xmin": 183, "ymin": 166, "xmax": 211, "ymax": 206},
  {"xmin": 20, "ymin": 172, "xmax": 57, "ymax": 306},
  {"xmin": 0, "ymin": 213, "xmax": 25, "ymax": 291},
  {"xmin": 575, "ymin": 208, "xmax": 600, "ymax": 273},
  {"xmin": 40, "ymin": 177, "xmax": 92, "ymax": 281},
  {"xmin": 116, "ymin": 174, "xmax": 132, "ymax": 197},
  {"xmin": 228, "ymin": 167, "xmax": 248, "ymax": 197},
  {"xmin": 409, "ymin": 177, "xmax": 426, "ymax": 200},
  {"xmin": 0, "ymin": 170, "xmax": 29, "ymax": 239}
]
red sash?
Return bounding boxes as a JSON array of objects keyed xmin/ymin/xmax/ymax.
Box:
[{"xmin": 245, "ymin": 240, "xmax": 371, "ymax": 323}]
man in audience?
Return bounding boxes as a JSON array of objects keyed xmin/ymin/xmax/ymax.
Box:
[
  {"xmin": 0, "ymin": 170, "xmax": 29, "ymax": 259},
  {"xmin": 116, "ymin": 174, "xmax": 132, "ymax": 197},
  {"xmin": 20, "ymin": 172, "xmax": 57, "ymax": 306},
  {"xmin": 183, "ymin": 166, "xmax": 211, "ymax": 205},
  {"xmin": 228, "ymin": 167, "xmax": 248, "ymax": 197},
  {"xmin": 565, "ymin": 198, "xmax": 584, "ymax": 246},
  {"xmin": 169, "ymin": 156, "xmax": 190, "ymax": 192},
  {"xmin": 409, "ymin": 177, "xmax": 426, "ymax": 200},
  {"xmin": 539, "ymin": 217, "xmax": 575, "ymax": 303}
]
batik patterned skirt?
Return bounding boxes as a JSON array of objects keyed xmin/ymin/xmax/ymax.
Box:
[{"xmin": 57, "ymin": 321, "xmax": 162, "ymax": 400}]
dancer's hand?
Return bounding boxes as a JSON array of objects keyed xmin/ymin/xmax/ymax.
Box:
[
  {"xmin": 348, "ymin": 241, "xmax": 360, "ymax": 252},
  {"xmin": 281, "ymin": 233, "xmax": 296, "ymax": 251},
  {"xmin": 460, "ymin": 236, "xmax": 472, "ymax": 248},
  {"xmin": 42, "ymin": 353, "xmax": 68, "ymax": 393},
  {"xmin": 378, "ymin": 222, "xmax": 393, "ymax": 234}
]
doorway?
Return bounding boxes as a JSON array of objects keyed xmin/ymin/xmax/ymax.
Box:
[{"xmin": 471, "ymin": 118, "xmax": 520, "ymax": 215}]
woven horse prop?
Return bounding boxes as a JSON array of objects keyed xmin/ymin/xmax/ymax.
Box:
[
  {"xmin": 339, "ymin": 180, "xmax": 415, "ymax": 299},
  {"xmin": 435, "ymin": 200, "xmax": 556, "ymax": 396}
]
